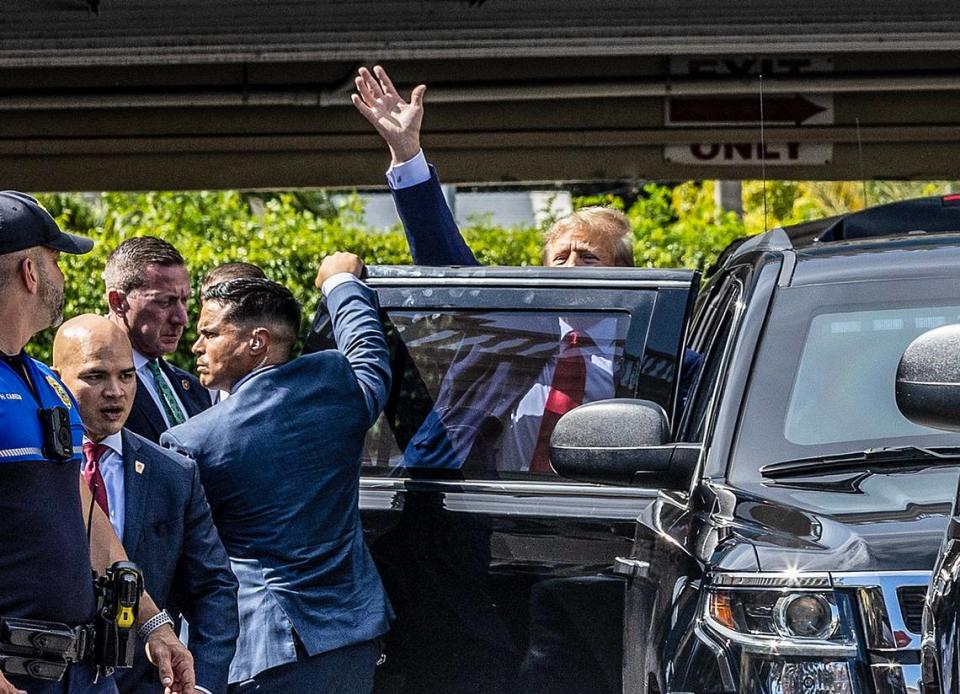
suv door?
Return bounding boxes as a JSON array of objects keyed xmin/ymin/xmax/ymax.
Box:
[{"xmin": 307, "ymin": 265, "xmax": 697, "ymax": 694}]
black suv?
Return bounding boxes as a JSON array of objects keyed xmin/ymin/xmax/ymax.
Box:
[
  {"xmin": 551, "ymin": 197, "xmax": 960, "ymax": 694},
  {"xmin": 310, "ymin": 196, "xmax": 960, "ymax": 693}
]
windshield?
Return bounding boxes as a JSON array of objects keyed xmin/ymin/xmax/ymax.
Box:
[{"xmin": 730, "ymin": 277, "xmax": 960, "ymax": 486}]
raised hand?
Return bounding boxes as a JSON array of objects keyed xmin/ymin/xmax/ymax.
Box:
[
  {"xmin": 352, "ymin": 65, "xmax": 426, "ymax": 165},
  {"xmin": 316, "ymin": 251, "xmax": 366, "ymax": 290}
]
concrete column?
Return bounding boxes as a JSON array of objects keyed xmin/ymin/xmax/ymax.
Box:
[{"xmin": 714, "ymin": 180, "xmax": 743, "ymax": 216}]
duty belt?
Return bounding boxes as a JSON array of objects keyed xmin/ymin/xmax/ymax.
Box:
[{"xmin": 0, "ymin": 618, "xmax": 96, "ymax": 681}]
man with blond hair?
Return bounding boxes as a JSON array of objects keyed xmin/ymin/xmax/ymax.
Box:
[
  {"xmin": 352, "ymin": 64, "xmax": 636, "ymax": 270},
  {"xmin": 353, "ymin": 67, "xmax": 696, "ymax": 694}
]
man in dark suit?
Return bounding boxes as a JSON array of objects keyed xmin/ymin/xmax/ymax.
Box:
[
  {"xmin": 105, "ymin": 237, "xmax": 212, "ymax": 443},
  {"xmin": 160, "ymin": 254, "xmax": 392, "ymax": 694},
  {"xmin": 352, "ymin": 65, "xmax": 644, "ymax": 473},
  {"xmin": 53, "ymin": 314, "xmax": 239, "ymax": 694},
  {"xmin": 353, "ymin": 66, "xmax": 673, "ymax": 694}
]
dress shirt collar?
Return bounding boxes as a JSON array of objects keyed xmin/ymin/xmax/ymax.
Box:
[
  {"xmin": 558, "ymin": 316, "xmax": 619, "ymax": 355},
  {"xmin": 82, "ymin": 430, "xmax": 123, "ymax": 458},
  {"xmin": 132, "ymin": 349, "xmax": 152, "ymax": 371}
]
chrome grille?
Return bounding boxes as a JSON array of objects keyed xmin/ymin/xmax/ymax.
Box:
[{"xmin": 897, "ymin": 586, "xmax": 926, "ymax": 634}]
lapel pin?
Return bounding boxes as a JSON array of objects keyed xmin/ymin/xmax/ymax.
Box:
[
  {"xmin": 181, "ymin": 379, "xmax": 190, "ymax": 390},
  {"xmin": 135, "ymin": 461, "xmax": 145, "ymax": 475}
]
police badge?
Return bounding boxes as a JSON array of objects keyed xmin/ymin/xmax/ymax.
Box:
[{"xmin": 45, "ymin": 375, "xmax": 72, "ymax": 409}]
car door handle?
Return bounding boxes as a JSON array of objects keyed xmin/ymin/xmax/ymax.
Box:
[{"xmin": 613, "ymin": 556, "xmax": 649, "ymax": 578}]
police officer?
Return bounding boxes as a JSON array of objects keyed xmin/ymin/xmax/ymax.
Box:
[{"xmin": 0, "ymin": 192, "xmax": 197, "ymax": 694}]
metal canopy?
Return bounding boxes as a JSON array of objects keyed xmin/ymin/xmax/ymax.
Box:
[{"xmin": 3, "ymin": 1, "xmax": 960, "ymax": 190}]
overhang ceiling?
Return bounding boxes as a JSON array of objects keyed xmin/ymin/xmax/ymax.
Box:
[{"xmin": 4, "ymin": 1, "xmax": 960, "ymax": 189}]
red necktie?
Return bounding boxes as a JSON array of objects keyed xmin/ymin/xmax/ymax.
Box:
[
  {"xmin": 530, "ymin": 331, "xmax": 588, "ymax": 473},
  {"xmin": 82, "ymin": 442, "xmax": 110, "ymax": 517}
]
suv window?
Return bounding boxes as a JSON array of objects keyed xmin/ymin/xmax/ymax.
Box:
[
  {"xmin": 786, "ymin": 304, "xmax": 960, "ymax": 445},
  {"xmin": 351, "ymin": 281, "xmax": 690, "ymax": 479},
  {"xmin": 678, "ymin": 276, "xmax": 743, "ymax": 443},
  {"xmin": 731, "ymin": 277, "xmax": 960, "ymax": 485}
]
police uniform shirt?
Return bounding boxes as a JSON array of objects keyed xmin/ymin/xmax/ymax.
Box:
[{"xmin": 0, "ymin": 352, "xmax": 95, "ymax": 625}]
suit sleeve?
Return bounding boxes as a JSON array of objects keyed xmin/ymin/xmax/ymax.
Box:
[
  {"xmin": 391, "ymin": 165, "xmax": 480, "ymax": 266},
  {"xmin": 325, "ymin": 279, "xmax": 392, "ymax": 427},
  {"xmin": 171, "ymin": 463, "xmax": 239, "ymax": 694}
]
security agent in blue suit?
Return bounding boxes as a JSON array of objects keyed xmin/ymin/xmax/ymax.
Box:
[
  {"xmin": 53, "ymin": 315, "xmax": 238, "ymax": 694},
  {"xmin": 105, "ymin": 238, "xmax": 213, "ymax": 445},
  {"xmin": 161, "ymin": 254, "xmax": 393, "ymax": 694}
]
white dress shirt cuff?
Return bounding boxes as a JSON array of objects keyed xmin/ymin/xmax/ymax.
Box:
[
  {"xmin": 385, "ymin": 150, "xmax": 430, "ymax": 190},
  {"xmin": 321, "ymin": 273, "xmax": 361, "ymax": 297}
]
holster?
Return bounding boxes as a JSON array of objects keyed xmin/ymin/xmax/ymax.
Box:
[{"xmin": 0, "ymin": 618, "xmax": 95, "ymax": 681}]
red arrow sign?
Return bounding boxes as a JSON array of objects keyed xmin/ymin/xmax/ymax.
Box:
[{"xmin": 668, "ymin": 95, "xmax": 828, "ymax": 126}]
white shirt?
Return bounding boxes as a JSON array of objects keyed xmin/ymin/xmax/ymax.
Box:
[
  {"xmin": 501, "ymin": 316, "xmax": 618, "ymax": 471},
  {"xmin": 80, "ymin": 431, "xmax": 125, "ymax": 538},
  {"xmin": 386, "ymin": 150, "xmax": 431, "ymax": 190},
  {"xmin": 133, "ymin": 349, "xmax": 188, "ymax": 427}
]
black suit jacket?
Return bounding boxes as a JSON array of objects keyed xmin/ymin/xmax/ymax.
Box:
[
  {"xmin": 115, "ymin": 430, "xmax": 239, "ymax": 694},
  {"xmin": 125, "ymin": 358, "xmax": 212, "ymax": 444}
]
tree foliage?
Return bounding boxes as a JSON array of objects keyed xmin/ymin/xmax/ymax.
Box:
[{"xmin": 29, "ymin": 178, "xmax": 958, "ymax": 369}]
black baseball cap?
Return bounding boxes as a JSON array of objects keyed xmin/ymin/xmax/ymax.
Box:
[{"xmin": 0, "ymin": 191, "xmax": 93, "ymax": 255}]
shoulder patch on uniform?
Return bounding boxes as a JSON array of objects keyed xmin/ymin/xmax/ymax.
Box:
[{"xmin": 45, "ymin": 375, "xmax": 72, "ymax": 408}]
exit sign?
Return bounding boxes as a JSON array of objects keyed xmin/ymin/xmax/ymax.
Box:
[{"xmin": 665, "ymin": 55, "xmax": 833, "ymax": 167}]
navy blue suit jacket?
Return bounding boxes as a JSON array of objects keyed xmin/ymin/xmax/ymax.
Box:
[
  {"xmin": 115, "ymin": 429, "xmax": 238, "ymax": 694},
  {"xmin": 126, "ymin": 359, "xmax": 212, "ymax": 444},
  {"xmin": 390, "ymin": 164, "xmax": 702, "ymax": 414},
  {"xmin": 161, "ymin": 280, "xmax": 393, "ymax": 682},
  {"xmin": 392, "ymin": 166, "xmax": 479, "ymax": 267}
]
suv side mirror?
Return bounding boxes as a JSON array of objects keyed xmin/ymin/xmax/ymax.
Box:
[
  {"xmin": 897, "ymin": 324, "xmax": 960, "ymax": 431},
  {"xmin": 549, "ymin": 399, "xmax": 700, "ymax": 489}
]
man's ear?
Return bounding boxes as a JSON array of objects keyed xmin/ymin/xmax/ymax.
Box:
[
  {"xmin": 19, "ymin": 254, "xmax": 39, "ymax": 295},
  {"xmin": 106, "ymin": 288, "xmax": 128, "ymax": 317},
  {"xmin": 250, "ymin": 327, "xmax": 270, "ymax": 354}
]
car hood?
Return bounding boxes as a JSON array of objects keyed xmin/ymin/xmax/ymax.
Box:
[{"xmin": 707, "ymin": 467, "xmax": 960, "ymax": 573}]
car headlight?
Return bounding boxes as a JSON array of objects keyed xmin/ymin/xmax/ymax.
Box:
[{"xmin": 703, "ymin": 573, "xmax": 857, "ymax": 657}]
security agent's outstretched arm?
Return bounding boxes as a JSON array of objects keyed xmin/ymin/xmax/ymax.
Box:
[
  {"xmin": 81, "ymin": 480, "xmax": 197, "ymax": 694},
  {"xmin": 315, "ymin": 252, "xmax": 391, "ymax": 427}
]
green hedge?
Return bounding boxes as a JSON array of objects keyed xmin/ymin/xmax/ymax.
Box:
[{"xmin": 31, "ymin": 184, "xmax": 747, "ymax": 369}]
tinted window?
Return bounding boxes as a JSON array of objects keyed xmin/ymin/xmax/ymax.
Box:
[
  {"xmin": 679, "ymin": 278, "xmax": 742, "ymax": 443},
  {"xmin": 731, "ymin": 277, "xmax": 960, "ymax": 485},
  {"xmin": 353, "ymin": 285, "xmax": 681, "ymax": 479},
  {"xmin": 363, "ymin": 308, "xmax": 630, "ymax": 477}
]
